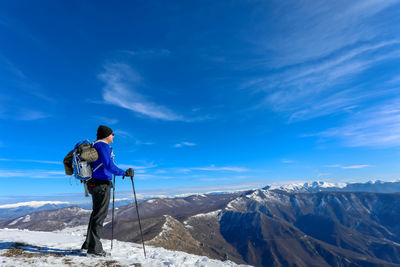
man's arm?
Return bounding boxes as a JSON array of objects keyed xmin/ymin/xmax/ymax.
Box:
[{"xmin": 97, "ymin": 143, "xmax": 126, "ymax": 176}]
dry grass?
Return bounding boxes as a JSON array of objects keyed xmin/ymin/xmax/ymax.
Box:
[{"xmin": 2, "ymin": 242, "xmax": 64, "ymax": 258}]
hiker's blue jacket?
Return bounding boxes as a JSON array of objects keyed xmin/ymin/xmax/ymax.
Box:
[{"xmin": 91, "ymin": 141, "xmax": 125, "ymax": 181}]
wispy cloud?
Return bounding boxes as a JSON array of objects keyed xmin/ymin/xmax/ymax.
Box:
[
  {"xmin": 251, "ymin": 0, "xmax": 399, "ymax": 67},
  {"xmin": 326, "ymin": 164, "xmax": 369, "ymax": 169},
  {"xmin": 113, "ymin": 129, "xmax": 133, "ymax": 138},
  {"xmin": 251, "ymin": 40, "xmax": 400, "ymax": 122},
  {"xmin": 318, "ymin": 98, "xmax": 400, "ymax": 147},
  {"xmin": 339, "ymin": 0, "xmax": 399, "ymax": 21},
  {"xmin": 342, "ymin": 165, "xmax": 369, "ymax": 169},
  {"xmin": 131, "ymin": 173, "xmax": 173, "ymax": 180},
  {"xmin": 174, "ymin": 141, "xmax": 196, "ymax": 148},
  {"xmin": 387, "ymin": 75, "xmax": 400, "ymax": 85},
  {"xmin": 15, "ymin": 109, "xmax": 50, "ymax": 121},
  {"xmin": 0, "ymin": 54, "xmax": 56, "ymax": 103},
  {"xmin": 122, "ymin": 49, "xmax": 171, "ymax": 57},
  {"xmin": 93, "ymin": 116, "xmax": 118, "ymax": 125},
  {"xmin": 282, "ymin": 159, "xmax": 295, "ymax": 164},
  {"xmin": 135, "ymin": 140, "xmax": 155, "ymax": 145},
  {"xmin": 0, "ymin": 169, "xmax": 66, "ymax": 179},
  {"xmin": 0, "ymin": 56, "xmax": 52, "ymax": 121},
  {"xmin": 0, "ymin": 158, "xmax": 61, "ymax": 165},
  {"xmin": 99, "ymin": 63, "xmax": 185, "ymax": 121},
  {"xmin": 178, "ymin": 165, "xmax": 248, "ymax": 173},
  {"xmin": 119, "ymin": 162, "xmax": 157, "ymax": 170},
  {"xmin": 239, "ymin": 0, "xmax": 400, "ymax": 125}
]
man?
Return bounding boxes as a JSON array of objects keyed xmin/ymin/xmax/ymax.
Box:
[{"xmin": 81, "ymin": 125, "xmax": 134, "ymax": 256}]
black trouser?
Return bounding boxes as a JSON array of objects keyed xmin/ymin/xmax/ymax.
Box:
[{"xmin": 82, "ymin": 180, "xmax": 111, "ymax": 253}]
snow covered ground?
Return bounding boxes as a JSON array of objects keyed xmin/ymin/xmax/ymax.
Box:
[{"xmin": 0, "ymin": 228, "xmax": 250, "ymax": 267}]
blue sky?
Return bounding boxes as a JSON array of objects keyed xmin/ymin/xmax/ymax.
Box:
[{"xmin": 1, "ymin": 0, "xmax": 400, "ymax": 204}]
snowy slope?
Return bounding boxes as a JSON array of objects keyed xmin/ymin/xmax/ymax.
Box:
[{"xmin": 0, "ymin": 228, "xmax": 250, "ymax": 267}]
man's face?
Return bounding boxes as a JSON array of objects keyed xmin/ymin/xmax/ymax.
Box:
[{"xmin": 105, "ymin": 133, "xmax": 115, "ymax": 144}]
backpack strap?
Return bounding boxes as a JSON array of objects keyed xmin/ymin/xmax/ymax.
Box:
[
  {"xmin": 92, "ymin": 140, "xmax": 104, "ymax": 173},
  {"xmin": 92, "ymin": 162, "xmax": 103, "ymax": 173}
]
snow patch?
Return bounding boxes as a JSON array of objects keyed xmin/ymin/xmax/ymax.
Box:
[
  {"xmin": 0, "ymin": 228, "xmax": 249, "ymax": 266},
  {"xmin": 55, "ymin": 225, "xmax": 88, "ymax": 236},
  {"xmin": 8, "ymin": 217, "xmax": 23, "ymax": 226},
  {"xmin": 191, "ymin": 209, "xmax": 221, "ymax": 219},
  {"xmin": 267, "ymin": 180, "xmax": 347, "ymax": 192},
  {"xmin": 22, "ymin": 215, "xmax": 31, "ymax": 223},
  {"xmin": 184, "ymin": 210, "xmax": 221, "ymax": 226},
  {"xmin": 175, "ymin": 193, "xmax": 209, "ymax": 198}
]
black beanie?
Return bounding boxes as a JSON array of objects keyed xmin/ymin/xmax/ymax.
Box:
[{"xmin": 97, "ymin": 125, "xmax": 113, "ymax": 140}]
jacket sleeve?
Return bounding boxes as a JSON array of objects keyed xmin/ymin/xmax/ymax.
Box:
[{"xmin": 97, "ymin": 143, "xmax": 126, "ymax": 176}]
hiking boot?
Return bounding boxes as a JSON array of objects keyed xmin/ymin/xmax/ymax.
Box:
[
  {"xmin": 81, "ymin": 243, "xmax": 88, "ymax": 250},
  {"xmin": 87, "ymin": 250, "xmax": 109, "ymax": 257}
]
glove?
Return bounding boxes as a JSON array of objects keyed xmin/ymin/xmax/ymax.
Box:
[{"xmin": 125, "ymin": 168, "xmax": 134, "ymax": 177}]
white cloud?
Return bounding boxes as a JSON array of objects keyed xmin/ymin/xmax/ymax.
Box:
[
  {"xmin": 135, "ymin": 140, "xmax": 155, "ymax": 145},
  {"xmin": 326, "ymin": 164, "xmax": 369, "ymax": 169},
  {"xmin": 99, "ymin": 63, "xmax": 185, "ymax": 121},
  {"xmin": 199, "ymin": 176, "xmax": 249, "ymax": 182},
  {"xmin": 282, "ymin": 159, "xmax": 295, "ymax": 164},
  {"xmin": 181, "ymin": 165, "xmax": 248, "ymax": 173},
  {"xmin": 113, "ymin": 129, "xmax": 132, "ymax": 138},
  {"xmin": 325, "ymin": 164, "xmax": 341, "ymax": 168},
  {"xmin": 0, "ymin": 158, "xmax": 61, "ymax": 165},
  {"xmin": 252, "ymin": 41, "xmax": 400, "ymax": 122},
  {"xmin": 0, "ymin": 109, "xmax": 50, "ymax": 121},
  {"xmin": 252, "ymin": 0, "xmax": 399, "ymax": 67},
  {"xmin": 241, "ymin": 1, "xmax": 400, "ymax": 124},
  {"xmin": 19, "ymin": 110, "xmax": 50, "ymax": 120},
  {"xmin": 0, "ymin": 169, "xmax": 66, "ymax": 179},
  {"xmin": 119, "ymin": 162, "xmax": 157, "ymax": 170},
  {"xmin": 318, "ymin": 98, "xmax": 400, "ymax": 147},
  {"xmin": 174, "ymin": 142, "xmax": 196, "ymax": 148},
  {"xmin": 339, "ymin": 0, "xmax": 399, "ymax": 21},
  {"xmin": 93, "ymin": 116, "xmax": 118, "ymax": 125},
  {"xmin": 387, "ymin": 74, "xmax": 400, "ymax": 85},
  {"xmin": 342, "ymin": 165, "xmax": 369, "ymax": 169},
  {"xmin": 131, "ymin": 173, "xmax": 173, "ymax": 180}
]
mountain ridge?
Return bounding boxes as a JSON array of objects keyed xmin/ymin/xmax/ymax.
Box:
[{"xmin": 2, "ymin": 180, "xmax": 400, "ymax": 266}]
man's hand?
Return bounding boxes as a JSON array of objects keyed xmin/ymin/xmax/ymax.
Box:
[{"xmin": 125, "ymin": 168, "xmax": 134, "ymax": 177}]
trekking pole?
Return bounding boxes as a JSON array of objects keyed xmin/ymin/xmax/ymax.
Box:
[
  {"xmin": 111, "ymin": 175, "xmax": 116, "ymax": 250},
  {"xmin": 130, "ymin": 175, "xmax": 146, "ymax": 258}
]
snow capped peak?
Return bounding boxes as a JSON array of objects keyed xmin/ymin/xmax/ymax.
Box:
[
  {"xmin": 366, "ymin": 179, "xmax": 384, "ymax": 184},
  {"xmin": 0, "ymin": 201, "xmax": 70, "ymax": 209},
  {"xmin": 264, "ymin": 180, "xmax": 348, "ymax": 193},
  {"xmin": 305, "ymin": 181, "xmax": 347, "ymax": 188}
]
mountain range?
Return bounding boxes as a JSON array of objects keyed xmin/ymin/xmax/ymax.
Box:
[{"xmin": 2, "ymin": 179, "xmax": 400, "ymax": 266}]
